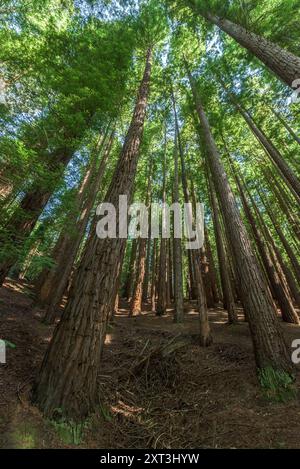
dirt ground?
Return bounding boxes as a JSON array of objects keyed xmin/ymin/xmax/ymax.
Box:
[{"xmin": 1, "ymin": 279, "xmax": 300, "ymax": 449}]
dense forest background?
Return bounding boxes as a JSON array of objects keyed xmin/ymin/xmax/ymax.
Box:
[{"xmin": 0, "ymin": 0, "xmax": 300, "ymax": 449}]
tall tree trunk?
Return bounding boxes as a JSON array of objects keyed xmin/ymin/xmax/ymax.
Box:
[
  {"xmin": 204, "ymin": 225, "xmax": 220, "ymax": 304},
  {"xmin": 199, "ymin": 243, "xmax": 215, "ymax": 307},
  {"xmin": 209, "ymin": 179, "xmax": 238, "ymax": 324},
  {"xmin": 187, "ymin": 2, "xmax": 300, "ymax": 87},
  {"xmin": 173, "ymin": 89, "xmax": 212, "ymax": 344},
  {"xmin": 32, "ymin": 47, "xmax": 152, "ymax": 421},
  {"xmin": 156, "ymin": 136, "xmax": 168, "ymax": 316},
  {"xmin": 130, "ymin": 159, "xmax": 152, "ymax": 316},
  {"xmin": 166, "ymin": 239, "xmax": 171, "ymax": 306},
  {"xmin": 150, "ymin": 239, "xmax": 157, "ymax": 313},
  {"xmin": 186, "ymin": 62, "xmax": 293, "ymax": 376},
  {"xmin": 123, "ymin": 239, "xmax": 138, "ymax": 300},
  {"xmin": 142, "ymin": 236, "xmax": 151, "ymax": 303},
  {"xmin": 168, "ymin": 238, "xmax": 174, "ymax": 301},
  {"xmin": 190, "ymin": 178, "xmax": 220, "ymax": 304},
  {"xmin": 35, "ymin": 139, "xmax": 103, "ymax": 307},
  {"xmin": 172, "ymin": 139, "xmax": 184, "ymax": 323},
  {"xmin": 264, "ymin": 166, "xmax": 299, "ymax": 214}
]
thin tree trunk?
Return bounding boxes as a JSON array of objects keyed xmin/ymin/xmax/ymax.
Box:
[
  {"xmin": 173, "ymin": 89, "xmax": 212, "ymax": 344},
  {"xmin": 172, "ymin": 139, "xmax": 184, "ymax": 323},
  {"xmin": 166, "ymin": 239, "xmax": 171, "ymax": 306},
  {"xmin": 156, "ymin": 135, "xmax": 167, "ymax": 316},
  {"xmin": 204, "ymin": 225, "xmax": 220, "ymax": 304},
  {"xmin": 151, "ymin": 239, "xmax": 157, "ymax": 313},
  {"xmin": 130, "ymin": 160, "xmax": 152, "ymax": 316},
  {"xmin": 168, "ymin": 238, "xmax": 174, "ymax": 301},
  {"xmin": 199, "ymin": 244, "xmax": 215, "ymax": 307},
  {"xmin": 142, "ymin": 236, "xmax": 151, "ymax": 303},
  {"xmin": 123, "ymin": 239, "xmax": 138, "ymax": 300},
  {"xmin": 209, "ymin": 179, "xmax": 238, "ymax": 324},
  {"xmin": 270, "ymin": 107, "xmax": 300, "ymax": 146},
  {"xmin": 32, "ymin": 47, "xmax": 152, "ymax": 420}
]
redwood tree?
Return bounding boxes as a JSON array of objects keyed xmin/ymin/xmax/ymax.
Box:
[
  {"xmin": 186, "ymin": 62, "xmax": 294, "ymax": 378},
  {"xmin": 32, "ymin": 46, "xmax": 153, "ymax": 420}
]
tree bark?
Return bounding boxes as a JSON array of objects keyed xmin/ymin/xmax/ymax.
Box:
[
  {"xmin": 32, "ymin": 47, "xmax": 152, "ymax": 421},
  {"xmin": 187, "ymin": 62, "xmax": 293, "ymax": 375},
  {"xmin": 187, "ymin": 2, "xmax": 300, "ymax": 88}
]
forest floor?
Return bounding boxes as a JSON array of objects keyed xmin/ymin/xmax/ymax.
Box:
[{"xmin": 1, "ymin": 279, "xmax": 300, "ymax": 449}]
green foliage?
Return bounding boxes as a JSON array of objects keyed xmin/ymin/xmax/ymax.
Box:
[
  {"xmin": 258, "ymin": 367, "xmax": 297, "ymax": 403},
  {"xmin": 51, "ymin": 417, "xmax": 87, "ymax": 445}
]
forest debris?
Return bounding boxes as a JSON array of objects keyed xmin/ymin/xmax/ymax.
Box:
[{"xmin": 125, "ymin": 334, "xmax": 190, "ymax": 388}]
